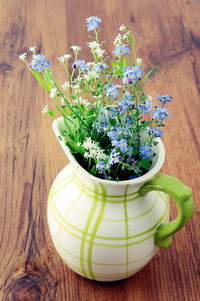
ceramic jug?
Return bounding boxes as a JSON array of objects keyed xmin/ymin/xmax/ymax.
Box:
[{"xmin": 47, "ymin": 118, "xmax": 194, "ymax": 281}]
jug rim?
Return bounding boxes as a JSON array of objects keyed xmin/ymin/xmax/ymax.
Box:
[{"xmin": 52, "ymin": 117, "xmax": 165, "ymax": 186}]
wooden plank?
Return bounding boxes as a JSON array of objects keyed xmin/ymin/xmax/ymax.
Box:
[{"xmin": 0, "ymin": 0, "xmax": 199, "ymax": 300}]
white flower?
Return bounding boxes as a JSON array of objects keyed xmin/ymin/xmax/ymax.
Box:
[
  {"xmin": 123, "ymin": 31, "xmax": 130, "ymax": 40},
  {"xmin": 83, "ymin": 152, "xmax": 90, "ymax": 159},
  {"xmin": 58, "ymin": 54, "xmax": 72, "ymax": 63},
  {"xmin": 83, "ymin": 137, "xmax": 93, "ymax": 150},
  {"xmin": 95, "ymin": 48, "xmax": 105, "ymax": 58},
  {"xmin": 74, "ymin": 97, "xmax": 90, "ymax": 107},
  {"xmin": 29, "ymin": 46, "xmax": 36, "ymax": 52},
  {"xmin": 113, "ymin": 34, "xmax": 121, "ymax": 46},
  {"xmin": 62, "ymin": 81, "xmax": 70, "ymax": 90},
  {"xmin": 42, "ymin": 105, "xmax": 48, "ymax": 114},
  {"xmin": 87, "ymin": 41, "xmax": 100, "ymax": 49},
  {"xmin": 61, "ymin": 136, "xmax": 67, "ymax": 144},
  {"xmin": 73, "ymin": 84, "xmax": 80, "ymax": 93},
  {"xmin": 83, "ymin": 71, "xmax": 99, "ymax": 81},
  {"xmin": 87, "ymin": 62, "xmax": 94, "ymax": 67},
  {"xmin": 57, "ymin": 56, "xmax": 65, "ymax": 63},
  {"xmin": 49, "ymin": 87, "xmax": 57, "ymax": 98},
  {"xmin": 136, "ymin": 58, "xmax": 142, "ymax": 65},
  {"xmin": 64, "ymin": 54, "xmax": 72, "ymax": 60},
  {"xmin": 18, "ymin": 53, "xmax": 27, "ymax": 61},
  {"xmin": 77, "ymin": 142, "xmax": 81, "ymax": 147},
  {"xmin": 82, "ymin": 137, "xmax": 108, "ymax": 161},
  {"xmin": 73, "ymin": 75, "xmax": 83, "ymax": 83},
  {"xmin": 61, "ymin": 97, "xmax": 65, "ymax": 105},
  {"xmin": 71, "ymin": 46, "xmax": 81, "ymax": 51},
  {"xmin": 119, "ymin": 24, "xmax": 126, "ymax": 31}
]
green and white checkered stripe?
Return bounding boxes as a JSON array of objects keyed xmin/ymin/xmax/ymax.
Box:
[{"xmin": 47, "ymin": 164, "xmax": 169, "ymax": 281}]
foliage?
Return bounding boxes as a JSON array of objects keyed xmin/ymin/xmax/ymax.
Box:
[{"xmin": 19, "ymin": 18, "xmax": 172, "ymax": 181}]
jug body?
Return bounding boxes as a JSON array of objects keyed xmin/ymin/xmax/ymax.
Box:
[{"xmin": 47, "ymin": 163, "xmax": 169, "ymax": 281}]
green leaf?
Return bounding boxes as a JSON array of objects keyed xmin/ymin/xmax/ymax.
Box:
[
  {"xmin": 123, "ymin": 56, "xmax": 126, "ymax": 68},
  {"xmin": 138, "ymin": 120, "xmax": 153, "ymax": 130},
  {"xmin": 47, "ymin": 110, "xmax": 56, "ymax": 118},
  {"xmin": 135, "ymin": 84, "xmax": 144, "ymax": 94},
  {"xmin": 138, "ymin": 159, "xmax": 151, "ymax": 170},
  {"xmin": 90, "ymin": 165, "xmax": 97, "ymax": 176},
  {"xmin": 110, "ymin": 59, "xmax": 115, "ymax": 68},
  {"xmin": 139, "ymin": 66, "xmax": 157, "ymax": 85},
  {"xmin": 61, "ymin": 106, "xmax": 69, "ymax": 114},
  {"xmin": 63, "ymin": 117, "xmax": 72, "ymax": 133},
  {"xmin": 105, "ymin": 68, "xmax": 112, "ymax": 73},
  {"xmin": 44, "ymin": 69, "xmax": 53, "ymax": 90},
  {"xmin": 140, "ymin": 93, "xmax": 146, "ymax": 103},
  {"xmin": 118, "ymin": 59, "xmax": 123, "ymax": 68},
  {"xmin": 32, "ymin": 70, "xmax": 49, "ymax": 92}
]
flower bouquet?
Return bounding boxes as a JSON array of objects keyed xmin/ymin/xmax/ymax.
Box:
[
  {"xmin": 19, "ymin": 17, "xmax": 195, "ymax": 282},
  {"xmin": 19, "ymin": 16, "xmax": 172, "ymax": 182}
]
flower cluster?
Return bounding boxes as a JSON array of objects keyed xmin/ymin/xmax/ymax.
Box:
[
  {"xmin": 113, "ymin": 44, "xmax": 130, "ymax": 57},
  {"xmin": 83, "ymin": 137, "xmax": 108, "ymax": 162},
  {"xmin": 19, "ymin": 17, "xmax": 172, "ymax": 181},
  {"xmin": 30, "ymin": 54, "xmax": 50, "ymax": 72},
  {"xmin": 86, "ymin": 16, "xmax": 101, "ymax": 31},
  {"xmin": 123, "ymin": 65, "xmax": 142, "ymax": 84}
]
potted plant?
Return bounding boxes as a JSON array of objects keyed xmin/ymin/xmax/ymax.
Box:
[{"xmin": 19, "ymin": 16, "xmax": 194, "ymax": 282}]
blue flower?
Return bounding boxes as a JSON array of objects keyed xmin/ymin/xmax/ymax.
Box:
[
  {"xmin": 29, "ymin": 54, "xmax": 50, "ymax": 72},
  {"xmin": 134, "ymin": 65, "xmax": 143, "ymax": 78},
  {"xmin": 157, "ymin": 94, "xmax": 172, "ymax": 104},
  {"xmin": 124, "ymin": 66, "xmax": 131, "ymax": 73},
  {"xmin": 129, "ymin": 175, "xmax": 137, "ymax": 179},
  {"xmin": 121, "ymin": 115, "xmax": 133, "ymax": 125},
  {"xmin": 96, "ymin": 160, "xmax": 106, "ymax": 173},
  {"xmin": 123, "ymin": 127, "xmax": 130, "ymax": 136},
  {"xmin": 95, "ymin": 122, "xmax": 109, "ymax": 133},
  {"xmin": 126, "ymin": 146, "xmax": 133, "ymax": 157},
  {"xmin": 118, "ymin": 139, "xmax": 128, "ymax": 153},
  {"xmin": 73, "ymin": 60, "xmax": 89, "ymax": 72},
  {"xmin": 152, "ymin": 106, "xmax": 170, "ymax": 121},
  {"xmin": 124, "ymin": 91, "xmax": 133, "ymax": 100},
  {"xmin": 122, "ymin": 65, "xmax": 142, "ymax": 84},
  {"xmin": 94, "ymin": 111, "xmax": 109, "ymax": 133},
  {"xmin": 106, "ymin": 85, "xmax": 121, "ymax": 98},
  {"xmin": 138, "ymin": 104, "xmax": 148, "ymax": 114},
  {"xmin": 111, "ymin": 138, "xmax": 120, "ymax": 147},
  {"xmin": 116, "ymin": 126, "xmax": 123, "ymax": 136},
  {"xmin": 113, "ymin": 44, "xmax": 130, "ymax": 56},
  {"xmin": 119, "ymin": 97, "xmax": 135, "ymax": 113},
  {"xmin": 139, "ymin": 145, "xmax": 154, "ymax": 159},
  {"xmin": 113, "ymin": 46, "xmax": 121, "ymax": 56},
  {"xmin": 123, "ymin": 70, "xmax": 137, "ymax": 84},
  {"xmin": 109, "ymin": 149, "xmax": 121, "ymax": 166},
  {"xmin": 145, "ymin": 95, "xmax": 152, "ymax": 113},
  {"xmin": 86, "ymin": 16, "xmax": 102, "ymax": 31},
  {"xmin": 152, "ymin": 128, "xmax": 163, "ymax": 138},
  {"xmin": 107, "ymin": 107, "xmax": 118, "ymax": 119},
  {"xmin": 97, "ymin": 114, "xmax": 107, "ymax": 123},
  {"xmin": 86, "ymin": 16, "xmax": 102, "ymax": 23},
  {"xmin": 107, "ymin": 130, "xmax": 118, "ymax": 139},
  {"xmin": 121, "ymin": 44, "xmax": 130, "ymax": 56},
  {"xmin": 159, "ymin": 108, "xmax": 170, "ymax": 120},
  {"xmin": 93, "ymin": 62, "xmax": 108, "ymax": 72}
]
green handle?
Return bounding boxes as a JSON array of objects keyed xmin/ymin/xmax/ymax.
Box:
[{"xmin": 139, "ymin": 174, "xmax": 194, "ymax": 248}]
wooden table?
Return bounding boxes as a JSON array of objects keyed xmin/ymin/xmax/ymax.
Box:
[{"xmin": 0, "ymin": 0, "xmax": 200, "ymax": 300}]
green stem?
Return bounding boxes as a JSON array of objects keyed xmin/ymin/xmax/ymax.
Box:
[{"xmin": 49, "ymin": 74, "xmax": 90, "ymax": 131}]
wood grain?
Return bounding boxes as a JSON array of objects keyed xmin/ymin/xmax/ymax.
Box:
[{"xmin": 0, "ymin": 0, "xmax": 200, "ymax": 300}]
